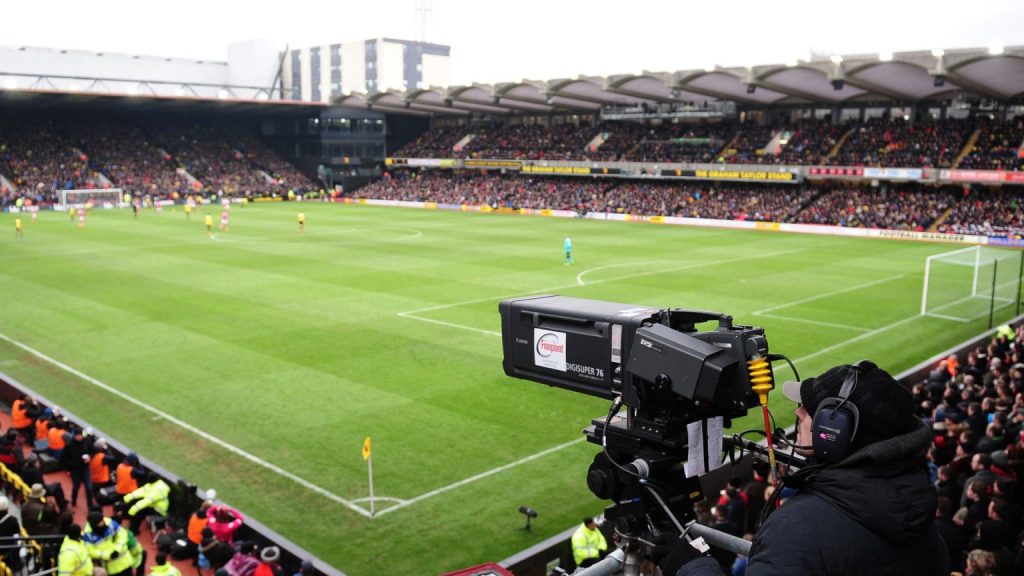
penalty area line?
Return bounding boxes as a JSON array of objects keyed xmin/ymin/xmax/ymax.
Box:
[{"xmin": 0, "ymin": 331, "xmax": 374, "ymax": 519}]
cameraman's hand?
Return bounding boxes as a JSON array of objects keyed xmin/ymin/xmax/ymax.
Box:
[{"xmin": 658, "ymin": 538, "xmax": 703, "ymax": 576}]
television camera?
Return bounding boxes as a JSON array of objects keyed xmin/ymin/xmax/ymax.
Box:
[{"xmin": 500, "ymin": 295, "xmax": 783, "ymax": 572}]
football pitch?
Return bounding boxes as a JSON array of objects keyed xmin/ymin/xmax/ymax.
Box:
[{"xmin": 0, "ymin": 202, "xmax": 1018, "ymax": 574}]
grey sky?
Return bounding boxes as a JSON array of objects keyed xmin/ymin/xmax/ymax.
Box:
[{"xmin": 4, "ymin": 0, "xmax": 1022, "ymax": 86}]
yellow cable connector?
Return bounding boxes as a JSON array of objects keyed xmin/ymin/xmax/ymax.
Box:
[{"xmin": 748, "ymin": 357, "xmax": 774, "ymax": 407}]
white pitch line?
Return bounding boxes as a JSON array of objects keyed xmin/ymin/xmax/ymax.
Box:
[
  {"xmin": 754, "ymin": 313, "xmax": 872, "ymax": 332},
  {"xmin": 0, "ymin": 331, "xmax": 374, "ymax": 519},
  {"xmin": 753, "ymin": 274, "xmax": 905, "ymax": 315},
  {"xmin": 575, "ymin": 260, "xmax": 667, "ymax": 286},
  {"xmin": 399, "ymin": 248, "xmax": 805, "ymax": 333},
  {"xmin": 374, "ymin": 437, "xmax": 587, "ymax": 517},
  {"xmin": 781, "ymin": 313, "xmax": 926, "ymax": 367}
]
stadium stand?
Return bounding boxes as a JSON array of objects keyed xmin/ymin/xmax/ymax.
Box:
[
  {"xmin": 958, "ymin": 117, "xmax": 1024, "ymax": 172},
  {"xmin": 791, "ymin": 184, "xmax": 958, "ymax": 230},
  {"xmin": 364, "ymin": 169, "xmax": 1015, "ymax": 234},
  {"xmin": 0, "ymin": 380, "xmax": 340, "ymax": 576},
  {"xmin": 827, "ymin": 117, "xmax": 975, "ymax": 168},
  {"xmin": 0, "ymin": 115, "xmax": 320, "ymax": 204},
  {"xmin": 389, "ymin": 116, "xmax": 1024, "ymax": 169},
  {"xmin": 937, "ymin": 187, "xmax": 1024, "ymax": 238}
]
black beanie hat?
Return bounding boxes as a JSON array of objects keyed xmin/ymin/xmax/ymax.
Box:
[{"xmin": 793, "ymin": 361, "xmax": 917, "ymax": 450}]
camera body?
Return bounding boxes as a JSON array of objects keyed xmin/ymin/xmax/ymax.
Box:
[{"xmin": 500, "ymin": 295, "xmax": 772, "ymax": 543}]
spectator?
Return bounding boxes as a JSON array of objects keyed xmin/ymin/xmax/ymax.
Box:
[
  {"xmin": 207, "ymin": 504, "xmax": 244, "ymax": 544},
  {"xmin": 224, "ymin": 542, "xmax": 260, "ymax": 576},
  {"xmin": 570, "ymin": 517, "xmax": 607, "ymax": 569},
  {"xmin": 23, "ymin": 483, "xmax": 60, "ymax": 536},
  {"xmin": 254, "ymin": 547, "xmax": 282, "ymax": 576}
]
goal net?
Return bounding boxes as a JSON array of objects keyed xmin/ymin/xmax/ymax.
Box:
[
  {"xmin": 58, "ymin": 188, "xmax": 126, "ymax": 209},
  {"xmin": 921, "ymin": 245, "xmax": 1021, "ymax": 322}
]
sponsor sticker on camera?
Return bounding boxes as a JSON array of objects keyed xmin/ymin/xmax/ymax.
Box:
[{"xmin": 534, "ymin": 329, "xmax": 566, "ymax": 372}]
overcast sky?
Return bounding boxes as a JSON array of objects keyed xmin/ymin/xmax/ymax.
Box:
[{"xmin": 4, "ymin": 0, "xmax": 1022, "ymax": 85}]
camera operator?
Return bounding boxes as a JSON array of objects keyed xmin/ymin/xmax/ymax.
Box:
[{"xmin": 660, "ymin": 361, "xmax": 949, "ymax": 576}]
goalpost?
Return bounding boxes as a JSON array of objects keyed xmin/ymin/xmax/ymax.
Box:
[
  {"xmin": 921, "ymin": 245, "xmax": 1023, "ymax": 323},
  {"xmin": 58, "ymin": 188, "xmax": 126, "ymax": 209}
]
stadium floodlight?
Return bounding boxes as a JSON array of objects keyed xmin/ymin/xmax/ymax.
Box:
[
  {"xmin": 127, "ymin": 85, "xmax": 139, "ymax": 96},
  {"xmin": 174, "ymin": 87, "xmax": 184, "ymax": 96},
  {"xmin": 931, "ymin": 48, "xmax": 945, "ymax": 57},
  {"xmin": 703, "ymin": 64, "xmax": 716, "ymax": 72},
  {"xmin": 2, "ymin": 78, "xmax": 16, "ymax": 90},
  {"xmin": 69, "ymin": 83, "xmax": 81, "ymax": 92},
  {"xmin": 785, "ymin": 58, "xmax": 799, "ymax": 67},
  {"xmin": 829, "ymin": 54, "xmax": 843, "ymax": 64},
  {"xmin": 921, "ymin": 246, "xmax": 1022, "ymax": 322},
  {"xmin": 988, "ymin": 45, "xmax": 1005, "ymax": 55},
  {"xmin": 217, "ymin": 89, "xmax": 229, "ymax": 99},
  {"xmin": 878, "ymin": 51, "xmax": 893, "ymax": 62}
]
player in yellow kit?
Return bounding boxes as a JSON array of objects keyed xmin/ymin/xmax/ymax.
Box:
[
  {"xmin": 14, "ymin": 217, "xmax": 23, "ymax": 238},
  {"xmin": 298, "ymin": 211, "xmax": 305, "ymax": 233},
  {"xmin": 204, "ymin": 213, "xmax": 214, "ymax": 237}
]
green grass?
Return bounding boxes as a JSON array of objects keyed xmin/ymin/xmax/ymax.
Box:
[{"xmin": 0, "ymin": 203, "xmax": 1016, "ymax": 574}]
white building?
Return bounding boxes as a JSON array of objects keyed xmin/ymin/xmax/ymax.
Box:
[
  {"xmin": 281, "ymin": 38, "xmax": 450, "ymax": 102},
  {"xmin": 0, "ymin": 37, "xmax": 449, "ymax": 104}
]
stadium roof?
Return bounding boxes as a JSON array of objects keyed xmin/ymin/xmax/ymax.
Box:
[
  {"xmin": 334, "ymin": 45, "xmax": 1024, "ymax": 116},
  {"xmin": 0, "ymin": 89, "xmax": 326, "ymax": 116}
]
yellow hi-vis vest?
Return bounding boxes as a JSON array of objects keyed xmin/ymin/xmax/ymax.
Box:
[{"xmin": 571, "ymin": 523, "xmax": 608, "ymax": 566}]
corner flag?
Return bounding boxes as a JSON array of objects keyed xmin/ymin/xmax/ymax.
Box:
[{"xmin": 362, "ymin": 437, "xmax": 372, "ymax": 461}]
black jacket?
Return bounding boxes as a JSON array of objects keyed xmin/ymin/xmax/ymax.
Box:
[{"xmin": 679, "ymin": 420, "xmax": 949, "ymax": 576}]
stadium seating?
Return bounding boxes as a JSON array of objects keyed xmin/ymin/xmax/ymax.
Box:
[
  {"xmin": 363, "ymin": 169, "xmax": 1024, "ymax": 235},
  {"xmin": 391, "ymin": 117, "xmax": 1024, "ymax": 169},
  {"xmin": 0, "ymin": 116, "xmax": 319, "ymax": 203}
]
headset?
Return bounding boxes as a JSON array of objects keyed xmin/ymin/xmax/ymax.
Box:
[{"xmin": 811, "ymin": 360, "xmax": 873, "ymax": 463}]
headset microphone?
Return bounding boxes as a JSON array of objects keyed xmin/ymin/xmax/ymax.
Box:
[{"xmin": 810, "ymin": 361, "xmax": 872, "ymax": 463}]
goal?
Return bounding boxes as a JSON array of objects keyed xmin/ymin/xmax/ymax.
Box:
[
  {"xmin": 58, "ymin": 188, "xmax": 126, "ymax": 209},
  {"xmin": 921, "ymin": 245, "xmax": 1022, "ymax": 322}
]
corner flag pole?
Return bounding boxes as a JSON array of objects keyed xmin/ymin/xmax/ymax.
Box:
[{"xmin": 363, "ymin": 437, "xmax": 374, "ymax": 517}]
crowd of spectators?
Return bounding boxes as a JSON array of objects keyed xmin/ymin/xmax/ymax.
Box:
[
  {"xmin": 391, "ymin": 116, "xmax": 1024, "ymax": 169},
  {"xmin": 235, "ymin": 133, "xmax": 318, "ymax": 192},
  {"xmin": 63, "ymin": 120, "xmax": 193, "ymax": 198},
  {"xmin": 721, "ymin": 123, "xmax": 785, "ymax": 164},
  {"xmin": 792, "ymin": 185, "xmax": 957, "ymax": 231},
  {"xmin": 362, "ymin": 170, "xmax": 1024, "ymax": 235},
  {"xmin": 829, "ymin": 118, "xmax": 976, "ymax": 168},
  {"xmin": 392, "ymin": 126, "xmax": 467, "ymax": 158},
  {"xmin": 359, "ymin": 169, "xmax": 610, "ymax": 211},
  {"xmin": 0, "ymin": 115, "xmax": 320, "ymax": 207},
  {"xmin": 148, "ymin": 121, "xmax": 283, "ymax": 196},
  {"xmin": 620, "ymin": 122, "xmax": 735, "ymax": 164},
  {"xmin": 959, "ymin": 118, "xmax": 1024, "ymax": 172},
  {"xmin": 360, "ymin": 169, "xmax": 821, "ymax": 222},
  {"xmin": 457, "ymin": 123, "xmax": 603, "ymax": 161},
  {"xmin": 910, "ymin": 323, "xmax": 1024, "ymax": 574},
  {"xmin": 938, "ymin": 188, "xmax": 1024, "ymax": 238},
  {"xmin": 0, "ymin": 117, "xmax": 91, "ymax": 204},
  {"xmin": 596, "ymin": 180, "xmax": 816, "ymax": 221},
  {"xmin": 774, "ymin": 119, "xmax": 850, "ymax": 165}
]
